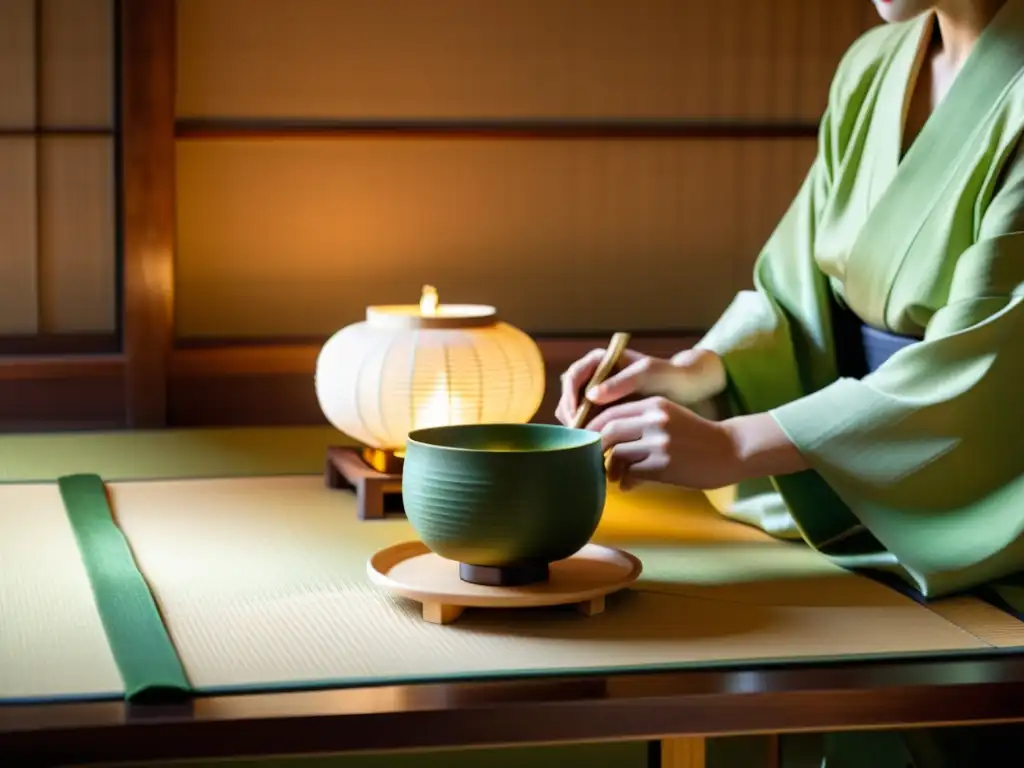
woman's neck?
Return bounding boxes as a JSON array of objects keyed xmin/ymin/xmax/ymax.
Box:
[{"xmin": 933, "ymin": 0, "xmax": 1008, "ymax": 66}]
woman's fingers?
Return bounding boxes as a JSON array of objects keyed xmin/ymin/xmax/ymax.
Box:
[
  {"xmin": 598, "ymin": 414, "xmax": 648, "ymax": 453},
  {"xmin": 586, "ymin": 356, "xmax": 652, "ymax": 405},
  {"xmin": 557, "ymin": 348, "xmax": 606, "ymax": 422},
  {"xmin": 621, "ymin": 451, "xmax": 670, "ymax": 487},
  {"xmin": 554, "ymin": 395, "xmax": 575, "ymax": 426},
  {"xmin": 587, "ymin": 396, "xmax": 663, "ymax": 434},
  {"xmin": 599, "ymin": 406, "xmax": 670, "ymax": 483},
  {"xmin": 608, "ymin": 443, "xmax": 672, "ymax": 491},
  {"xmin": 557, "ymin": 348, "xmax": 645, "ymax": 424},
  {"xmin": 604, "ymin": 441, "xmax": 649, "ymax": 484}
]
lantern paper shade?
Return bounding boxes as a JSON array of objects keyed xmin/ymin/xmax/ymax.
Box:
[{"xmin": 315, "ymin": 287, "xmax": 546, "ymax": 451}]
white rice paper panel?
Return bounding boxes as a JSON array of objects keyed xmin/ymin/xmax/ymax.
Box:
[
  {"xmin": 39, "ymin": 0, "xmax": 115, "ymax": 129},
  {"xmin": 0, "ymin": 138, "xmax": 39, "ymax": 334},
  {"xmin": 38, "ymin": 136, "xmax": 116, "ymax": 333},
  {"xmin": 0, "ymin": 0, "xmax": 35, "ymax": 128}
]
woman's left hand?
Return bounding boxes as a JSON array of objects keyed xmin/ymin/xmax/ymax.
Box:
[{"xmin": 586, "ymin": 396, "xmax": 742, "ymax": 491}]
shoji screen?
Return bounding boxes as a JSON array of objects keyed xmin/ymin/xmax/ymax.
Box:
[
  {"xmin": 0, "ymin": 0, "xmax": 117, "ymax": 350},
  {"xmin": 175, "ymin": 0, "xmax": 878, "ymax": 338}
]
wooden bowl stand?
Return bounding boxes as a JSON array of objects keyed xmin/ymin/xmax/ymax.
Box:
[{"xmin": 423, "ymin": 594, "xmax": 607, "ymax": 625}]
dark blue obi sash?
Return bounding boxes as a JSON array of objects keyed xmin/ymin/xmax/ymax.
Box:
[
  {"xmin": 830, "ymin": 298, "xmax": 920, "ymax": 377},
  {"xmin": 860, "ymin": 324, "xmax": 920, "ymax": 373}
]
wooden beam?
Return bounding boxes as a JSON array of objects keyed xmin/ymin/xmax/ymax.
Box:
[
  {"xmin": 0, "ymin": 356, "xmax": 126, "ymax": 431},
  {"xmin": 0, "ymin": 355, "xmax": 123, "ymax": 382},
  {"xmin": 0, "ymin": 333, "xmax": 120, "ymax": 356},
  {"xmin": 119, "ymin": 0, "xmax": 176, "ymax": 427},
  {"xmin": 175, "ymin": 118, "xmax": 821, "ymax": 141},
  {"xmin": 0, "ymin": 127, "xmax": 114, "ymax": 137}
]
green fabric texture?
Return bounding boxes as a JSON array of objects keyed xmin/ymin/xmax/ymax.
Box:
[
  {"xmin": 696, "ymin": 2, "xmax": 1024, "ymax": 599},
  {"xmin": 57, "ymin": 474, "xmax": 191, "ymax": 702}
]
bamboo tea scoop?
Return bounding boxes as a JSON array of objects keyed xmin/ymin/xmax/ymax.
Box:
[{"xmin": 570, "ymin": 332, "xmax": 631, "ymax": 429}]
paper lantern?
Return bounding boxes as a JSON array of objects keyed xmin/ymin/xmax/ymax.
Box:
[{"xmin": 315, "ymin": 285, "xmax": 546, "ymax": 460}]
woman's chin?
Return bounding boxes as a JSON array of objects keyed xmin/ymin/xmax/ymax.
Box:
[{"xmin": 872, "ymin": 0, "xmax": 933, "ymax": 24}]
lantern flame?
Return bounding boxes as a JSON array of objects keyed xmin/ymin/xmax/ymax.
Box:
[
  {"xmin": 415, "ymin": 380, "xmax": 455, "ymax": 431},
  {"xmin": 420, "ymin": 285, "xmax": 439, "ymax": 316}
]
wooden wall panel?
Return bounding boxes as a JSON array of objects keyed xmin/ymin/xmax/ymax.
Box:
[
  {"xmin": 175, "ymin": 137, "xmax": 815, "ymax": 338},
  {"xmin": 38, "ymin": 0, "xmax": 115, "ymax": 128},
  {"xmin": 176, "ymin": 0, "xmax": 878, "ymax": 121},
  {"xmin": 0, "ymin": 0, "xmax": 35, "ymax": 128},
  {"xmin": 38, "ymin": 136, "xmax": 117, "ymax": 332},
  {"xmin": 0, "ymin": 139, "xmax": 39, "ymax": 334}
]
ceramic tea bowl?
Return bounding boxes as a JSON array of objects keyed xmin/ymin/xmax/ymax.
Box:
[{"xmin": 402, "ymin": 423, "xmax": 606, "ymax": 586}]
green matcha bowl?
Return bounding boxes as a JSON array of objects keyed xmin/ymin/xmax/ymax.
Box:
[{"xmin": 402, "ymin": 423, "xmax": 607, "ymax": 587}]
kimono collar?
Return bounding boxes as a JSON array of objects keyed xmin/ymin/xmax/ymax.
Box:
[{"xmin": 844, "ymin": 0, "xmax": 1024, "ymax": 329}]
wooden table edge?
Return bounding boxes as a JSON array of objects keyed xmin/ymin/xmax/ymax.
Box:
[{"xmin": 3, "ymin": 653, "xmax": 1024, "ymax": 766}]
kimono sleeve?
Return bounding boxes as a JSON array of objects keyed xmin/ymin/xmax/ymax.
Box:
[{"xmin": 770, "ymin": 154, "xmax": 1024, "ymax": 597}]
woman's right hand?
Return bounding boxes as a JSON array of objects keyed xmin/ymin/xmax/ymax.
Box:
[{"xmin": 554, "ymin": 346, "xmax": 727, "ymax": 427}]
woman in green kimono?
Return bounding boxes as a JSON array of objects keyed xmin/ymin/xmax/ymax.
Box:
[
  {"xmin": 557, "ymin": 0, "xmax": 1024, "ymax": 764},
  {"xmin": 559, "ymin": 0, "xmax": 1023, "ymax": 602}
]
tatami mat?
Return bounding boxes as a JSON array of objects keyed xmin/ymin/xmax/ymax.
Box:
[
  {"xmin": 107, "ymin": 477, "xmax": 1008, "ymax": 694},
  {"xmin": 0, "ymin": 483, "xmax": 122, "ymax": 701},
  {"xmin": 5, "ymin": 468, "xmax": 1023, "ymax": 703}
]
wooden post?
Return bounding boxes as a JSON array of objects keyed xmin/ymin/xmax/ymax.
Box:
[
  {"xmin": 120, "ymin": 0, "xmax": 176, "ymax": 427},
  {"xmin": 660, "ymin": 738, "xmax": 706, "ymax": 768}
]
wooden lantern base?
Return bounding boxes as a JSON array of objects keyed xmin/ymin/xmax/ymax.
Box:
[{"xmin": 325, "ymin": 446, "xmax": 404, "ymax": 520}]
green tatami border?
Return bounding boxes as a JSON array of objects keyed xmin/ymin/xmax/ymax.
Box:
[{"xmin": 57, "ymin": 473, "xmax": 192, "ymax": 702}]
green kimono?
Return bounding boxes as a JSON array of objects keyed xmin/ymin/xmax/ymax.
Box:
[
  {"xmin": 694, "ymin": 5, "xmax": 1024, "ymax": 767},
  {"xmin": 699, "ymin": 3, "xmax": 1024, "ymax": 601}
]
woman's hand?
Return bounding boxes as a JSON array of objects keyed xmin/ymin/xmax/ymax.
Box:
[
  {"xmin": 554, "ymin": 346, "xmax": 727, "ymax": 427},
  {"xmin": 588, "ymin": 400, "xmax": 811, "ymax": 492},
  {"xmin": 587, "ymin": 396, "xmax": 742, "ymax": 490}
]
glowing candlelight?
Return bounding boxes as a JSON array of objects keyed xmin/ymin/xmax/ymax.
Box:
[
  {"xmin": 420, "ymin": 285, "xmax": 439, "ymax": 316},
  {"xmin": 415, "ymin": 377, "xmax": 458, "ymax": 430}
]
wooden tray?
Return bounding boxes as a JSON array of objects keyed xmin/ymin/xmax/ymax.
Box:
[{"xmin": 367, "ymin": 541, "xmax": 642, "ymax": 624}]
